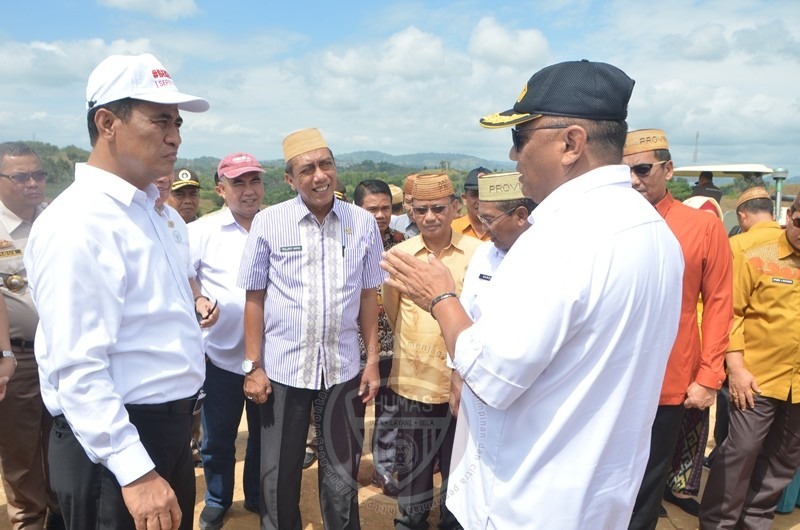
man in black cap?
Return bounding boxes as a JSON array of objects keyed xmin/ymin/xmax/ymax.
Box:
[
  {"xmin": 168, "ymin": 168, "xmax": 202, "ymax": 223},
  {"xmin": 380, "ymin": 60, "xmax": 684, "ymax": 529},
  {"xmin": 690, "ymin": 171, "xmax": 723, "ymax": 203},
  {"xmin": 451, "ymin": 167, "xmax": 491, "ymax": 241}
]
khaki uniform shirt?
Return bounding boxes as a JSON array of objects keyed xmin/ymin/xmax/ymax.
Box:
[
  {"xmin": 0, "ymin": 202, "xmax": 45, "ymax": 340},
  {"xmin": 384, "ymin": 231, "xmax": 481, "ymax": 403}
]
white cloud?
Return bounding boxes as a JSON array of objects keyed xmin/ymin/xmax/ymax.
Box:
[
  {"xmin": 2, "ymin": 0, "xmax": 798, "ymax": 177},
  {"xmin": 97, "ymin": 0, "xmax": 199, "ymax": 20},
  {"xmin": 668, "ymin": 24, "xmax": 731, "ymax": 61},
  {"xmin": 469, "ymin": 16, "xmax": 551, "ymax": 68}
]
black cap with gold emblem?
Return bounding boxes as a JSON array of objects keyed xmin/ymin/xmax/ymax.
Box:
[
  {"xmin": 171, "ymin": 168, "xmax": 202, "ymax": 191},
  {"xmin": 479, "ymin": 59, "xmax": 635, "ymax": 129}
]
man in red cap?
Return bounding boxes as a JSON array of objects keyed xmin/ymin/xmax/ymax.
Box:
[{"xmin": 191, "ymin": 152, "xmax": 266, "ymax": 529}]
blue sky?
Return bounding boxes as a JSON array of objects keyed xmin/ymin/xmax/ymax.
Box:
[{"xmin": 2, "ymin": 0, "xmax": 799, "ymax": 175}]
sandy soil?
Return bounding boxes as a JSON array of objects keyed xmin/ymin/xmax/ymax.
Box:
[{"xmin": 2, "ymin": 402, "xmax": 800, "ymax": 530}]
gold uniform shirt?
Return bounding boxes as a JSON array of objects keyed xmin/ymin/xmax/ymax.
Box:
[
  {"xmin": 383, "ymin": 231, "xmax": 481, "ymax": 404},
  {"xmin": 729, "ymin": 232, "xmax": 800, "ymax": 403}
]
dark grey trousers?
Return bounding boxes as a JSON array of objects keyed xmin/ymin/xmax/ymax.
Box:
[
  {"xmin": 259, "ymin": 376, "xmax": 365, "ymax": 530},
  {"xmin": 700, "ymin": 395, "xmax": 800, "ymax": 530}
]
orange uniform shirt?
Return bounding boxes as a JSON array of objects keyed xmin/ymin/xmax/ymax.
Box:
[
  {"xmin": 451, "ymin": 215, "xmax": 490, "ymax": 241},
  {"xmin": 655, "ymin": 192, "xmax": 732, "ymax": 404}
]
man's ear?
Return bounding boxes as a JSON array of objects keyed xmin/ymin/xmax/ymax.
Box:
[
  {"xmin": 94, "ymin": 108, "xmax": 117, "ymax": 141},
  {"xmin": 284, "ymin": 173, "xmax": 296, "ymax": 191},
  {"xmin": 664, "ymin": 160, "xmax": 674, "ymax": 183},
  {"xmin": 561, "ymin": 125, "xmax": 588, "ymax": 166}
]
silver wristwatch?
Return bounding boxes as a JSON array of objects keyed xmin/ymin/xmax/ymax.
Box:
[
  {"xmin": 241, "ymin": 358, "xmax": 259, "ymax": 375},
  {"xmin": 1, "ymin": 350, "xmax": 16, "ymax": 367}
]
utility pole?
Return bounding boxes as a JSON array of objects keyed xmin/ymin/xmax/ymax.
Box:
[{"xmin": 692, "ymin": 131, "xmax": 699, "ymax": 163}]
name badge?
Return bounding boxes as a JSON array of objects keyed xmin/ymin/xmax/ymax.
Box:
[
  {"xmin": 772, "ymin": 277, "xmax": 793, "ymax": 285},
  {"xmin": 0, "ymin": 249, "xmax": 22, "ymax": 258},
  {"xmin": 280, "ymin": 245, "xmax": 302, "ymax": 252},
  {"xmin": 478, "ymin": 273, "xmax": 492, "ymax": 281}
]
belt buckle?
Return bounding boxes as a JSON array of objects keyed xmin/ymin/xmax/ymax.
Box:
[{"xmin": 193, "ymin": 390, "xmax": 206, "ymax": 415}]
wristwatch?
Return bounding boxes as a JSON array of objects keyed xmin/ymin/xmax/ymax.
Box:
[
  {"xmin": 241, "ymin": 358, "xmax": 260, "ymax": 375},
  {"xmin": 1, "ymin": 350, "xmax": 16, "ymax": 367}
]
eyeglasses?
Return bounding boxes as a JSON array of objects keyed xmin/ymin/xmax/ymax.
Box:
[
  {"xmin": 628, "ymin": 161, "xmax": 668, "ymax": 178},
  {"xmin": 512, "ymin": 124, "xmax": 569, "ymax": 152},
  {"xmin": 412, "ymin": 203, "xmax": 450, "ymax": 216},
  {"xmin": 0, "ymin": 171, "xmax": 48, "ymax": 184},
  {"xmin": 478, "ymin": 206, "xmax": 519, "ymax": 227}
]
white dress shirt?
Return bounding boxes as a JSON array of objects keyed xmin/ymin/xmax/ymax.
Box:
[
  {"xmin": 26, "ymin": 163, "xmax": 205, "ymax": 486},
  {"xmin": 447, "ymin": 165, "xmax": 684, "ymax": 529},
  {"xmin": 188, "ymin": 207, "xmax": 248, "ymax": 374},
  {"xmin": 459, "ymin": 241, "xmax": 506, "ymax": 322},
  {"xmin": 157, "ymin": 203, "xmax": 194, "ymax": 278}
]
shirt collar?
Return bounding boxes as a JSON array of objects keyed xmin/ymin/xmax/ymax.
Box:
[
  {"xmin": 406, "ymin": 229, "xmax": 469, "ymax": 255},
  {"xmin": 529, "ymin": 165, "xmax": 632, "ymax": 224},
  {"xmin": 0, "ymin": 201, "xmax": 44, "ymax": 232},
  {"xmin": 653, "ymin": 190, "xmax": 676, "ymax": 218},
  {"xmin": 76, "ymin": 163, "xmax": 157, "ymax": 208},
  {"xmin": 290, "ymin": 194, "xmax": 340, "ymax": 224}
]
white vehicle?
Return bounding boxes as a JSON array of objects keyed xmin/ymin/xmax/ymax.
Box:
[{"xmin": 673, "ymin": 164, "xmax": 791, "ymax": 232}]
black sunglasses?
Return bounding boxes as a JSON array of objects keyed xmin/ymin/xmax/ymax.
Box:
[
  {"xmin": 412, "ymin": 204, "xmax": 450, "ymax": 216},
  {"xmin": 629, "ymin": 161, "xmax": 668, "ymax": 178},
  {"xmin": 511, "ymin": 125, "xmax": 569, "ymax": 152},
  {"xmin": 790, "ymin": 208, "xmax": 800, "ymax": 228},
  {"xmin": 0, "ymin": 171, "xmax": 48, "ymax": 184}
]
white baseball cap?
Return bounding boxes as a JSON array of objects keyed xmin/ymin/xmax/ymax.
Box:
[{"xmin": 86, "ymin": 53, "xmax": 209, "ymax": 112}]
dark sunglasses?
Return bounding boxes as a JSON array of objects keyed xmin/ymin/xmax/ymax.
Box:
[
  {"xmin": 790, "ymin": 213, "xmax": 800, "ymax": 228},
  {"xmin": 412, "ymin": 204, "xmax": 450, "ymax": 216},
  {"xmin": 0, "ymin": 171, "xmax": 48, "ymax": 184},
  {"xmin": 511, "ymin": 124, "xmax": 570, "ymax": 152},
  {"xmin": 629, "ymin": 161, "xmax": 668, "ymax": 178}
]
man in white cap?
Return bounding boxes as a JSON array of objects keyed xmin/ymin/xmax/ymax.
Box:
[
  {"xmin": 191, "ymin": 152, "xmax": 265, "ymax": 530},
  {"xmin": 238, "ymin": 128, "xmax": 383, "ymax": 530},
  {"xmin": 458, "ymin": 171, "xmax": 534, "ymax": 323},
  {"xmin": 381, "ymin": 59, "xmax": 684, "ymax": 529},
  {"xmin": 25, "ymin": 53, "xmax": 209, "ymax": 530}
]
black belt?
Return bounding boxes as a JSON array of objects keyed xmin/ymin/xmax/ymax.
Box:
[
  {"xmin": 10, "ymin": 338, "xmax": 35, "ymax": 349},
  {"xmin": 126, "ymin": 390, "xmax": 205, "ymax": 416}
]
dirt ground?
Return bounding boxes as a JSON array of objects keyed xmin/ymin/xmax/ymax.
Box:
[{"xmin": 3, "ymin": 401, "xmax": 800, "ymax": 529}]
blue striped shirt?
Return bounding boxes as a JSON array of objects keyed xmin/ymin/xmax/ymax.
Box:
[{"xmin": 238, "ymin": 196, "xmax": 385, "ymax": 389}]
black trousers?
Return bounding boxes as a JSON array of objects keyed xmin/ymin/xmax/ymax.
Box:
[
  {"xmin": 49, "ymin": 407, "xmax": 195, "ymax": 530},
  {"xmin": 393, "ymin": 395, "xmax": 460, "ymax": 530},
  {"xmin": 259, "ymin": 376, "xmax": 365, "ymax": 530},
  {"xmin": 628, "ymin": 404, "xmax": 686, "ymax": 530}
]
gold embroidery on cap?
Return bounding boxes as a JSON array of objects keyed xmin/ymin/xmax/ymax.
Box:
[{"xmin": 516, "ymin": 83, "xmax": 528, "ymax": 103}]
